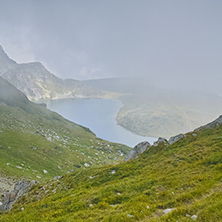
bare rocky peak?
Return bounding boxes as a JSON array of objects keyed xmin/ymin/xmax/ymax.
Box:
[
  {"xmin": 0, "ymin": 45, "xmax": 10, "ymax": 59},
  {"xmin": 0, "ymin": 46, "xmax": 105, "ymax": 101},
  {"xmin": 167, "ymin": 115, "xmax": 222, "ymax": 145},
  {"xmin": 0, "ymin": 45, "xmax": 17, "ymax": 75}
]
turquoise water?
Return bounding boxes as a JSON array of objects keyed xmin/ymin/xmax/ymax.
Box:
[{"xmin": 44, "ymin": 98, "xmax": 156, "ymax": 147}]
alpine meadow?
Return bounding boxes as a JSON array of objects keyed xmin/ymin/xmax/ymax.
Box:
[{"xmin": 1, "ymin": 1, "xmax": 222, "ymax": 221}]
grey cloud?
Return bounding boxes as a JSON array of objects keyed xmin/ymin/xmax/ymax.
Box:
[{"xmin": 0, "ymin": 0, "xmax": 222, "ymax": 94}]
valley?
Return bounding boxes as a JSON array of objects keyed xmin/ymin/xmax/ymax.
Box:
[
  {"xmin": 0, "ymin": 77, "xmax": 130, "ymax": 203},
  {"xmin": 1, "ymin": 44, "xmax": 222, "ymax": 139},
  {"xmin": 0, "ymin": 46, "xmax": 117, "ymax": 101},
  {"xmin": 84, "ymin": 77, "xmax": 222, "ymax": 137},
  {"xmin": 0, "ymin": 46, "xmax": 222, "ymax": 221}
]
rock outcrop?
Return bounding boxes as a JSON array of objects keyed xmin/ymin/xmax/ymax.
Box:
[
  {"xmin": 0, "ymin": 180, "xmax": 36, "ymax": 211},
  {"xmin": 124, "ymin": 141, "xmax": 151, "ymax": 161},
  {"xmin": 195, "ymin": 115, "xmax": 222, "ymax": 131},
  {"xmin": 164, "ymin": 115, "xmax": 222, "ymax": 146},
  {"xmin": 153, "ymin": 137, "xmax": 168, "ymax": 146},
  {"xmin": 0, "ymin": 45, "xmax": 108, "ymax": 101},
  {"xmin": 168, "ymin": 133, "xmax": 185, "ymax": 145}
]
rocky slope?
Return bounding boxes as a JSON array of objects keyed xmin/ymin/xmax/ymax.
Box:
[
  {"xmin": 0, "ymin": 45, "xmax": 111, "ymax": 101},
  {"xmin": 1, "ymin": 115, "xmax": 222, "ymax": 221}
]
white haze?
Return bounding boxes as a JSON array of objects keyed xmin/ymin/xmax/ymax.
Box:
[{"xmin": 0, "ymin": 0, "xmax": 222, "ymax": 95}]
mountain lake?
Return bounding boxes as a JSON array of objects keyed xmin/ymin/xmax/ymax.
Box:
[{"xmin": 44, "ymin": 98, "xmax": 156, "ymax": 147}]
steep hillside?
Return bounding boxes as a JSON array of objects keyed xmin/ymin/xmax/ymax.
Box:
[
  {"xmin": 0, "ymin": 76, "xmax": 130, "ymax": 183},
  {"xmin": 1, "ymin": 115, "xmax": 222, "ymax": 221},
  {"xmin": 0, "ymin": 45, "xmax": 113, "ymax": 101}
]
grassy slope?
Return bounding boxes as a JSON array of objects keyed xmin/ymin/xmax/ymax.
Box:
[
  {"xmin": 1, "ymin": 120, "xmax": 222, "ymax": 221},
  {"xmin": 0, "ymin": 77, "xmax": 130, "ymax": 181}
]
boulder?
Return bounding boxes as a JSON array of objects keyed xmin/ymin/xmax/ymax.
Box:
[
  {"xmin": 124, "ymin": 141, "xmax": 151, "ymax": 161},
  {"xmin": 168, "ymin": 134, "xmax": 185, "ymax": 145},
  {"xmin": 191, "ymin": 215, "xmax": 198, "ymax": 220},
  {"xmin": 153, "ymin": 137, "xmax": 168, "ymax": 146},
  {"xmin": 163, "ymin": 208, "xmax": 177, "ymax": 214}
]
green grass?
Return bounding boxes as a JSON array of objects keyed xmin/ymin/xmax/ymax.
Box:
[
  {"xmin": 0, "ymin": 103, "xmax": 130, "ymax": 181},
  {"xmin": 0, "ymin": 77, "xmax": 130, "ymax": 181},
  {"xmin": 1, "ymin": 122, "xmax": 222, "ymax": 221},
  {"xmin": 1, "ymin": 77, "xmax": 222, "ymax": 221}
]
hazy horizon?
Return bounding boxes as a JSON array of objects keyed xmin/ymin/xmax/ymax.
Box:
[{"xmin": 0, "ymin": 0, "xmax": 222, "ymax": 94}]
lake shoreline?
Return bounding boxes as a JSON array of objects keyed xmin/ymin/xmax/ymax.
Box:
[{"xmin": 43, "ymin": 98, "xmax": 157, "ymax": 147}]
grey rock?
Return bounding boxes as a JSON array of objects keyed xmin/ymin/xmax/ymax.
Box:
[
  {"xmin": 124, "ymin": 141, "xmax": 151, "ymax": 161},
  {"xmin": 168, "ymin": 134, "xmax": 185, "ymax": 145},
  {"xmin": 153, "ymin": 137, "xmax": 168, "ymax": 146},
  {"xmin": 84, "ymin": 163, "xmax": 90, "ymax": 167},
  {"xmin": 53, "ymin": 176, "xmax": 61, "ymax": 180},
  {"xmin": 127, "ymin": 214, "xmax": 133, "ymax": 217},
  {"xmin": 163, "ymin": 208, "xmax": 177, "ymax": 214},
  {"xmin": 2, "ymin": 62, "xmax": 105, "ymax": 101},
  {"xmin": 195, "ymin": 115, "xmax": 222, "ymax": 131},
  {"xmin": 191, "ymin": 215, "xmax": 198, "ymax": 220},
  {"xmin": 0, "ymin": 180, "xmax": 36, "ymax": 211},
  {"xmin": 0, "ymin": 45, "xmax": 17, "ymax": 76}
]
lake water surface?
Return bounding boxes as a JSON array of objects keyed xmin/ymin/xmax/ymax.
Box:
[{"xmin": 44, "ymin": 98, "xmax": 156, "ymax": 147}]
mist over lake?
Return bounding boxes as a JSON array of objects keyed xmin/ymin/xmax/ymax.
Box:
[{"xmin": 44, "ymin": 98, "xmax": 156, "ymax": 147}]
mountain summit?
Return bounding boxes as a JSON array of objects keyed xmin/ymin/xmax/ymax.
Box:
[
  {"xmin": 0, "ymin": 45, "xmax": 12, "ymax": 60},
  {"xmin": 0, "ymin": 45, "xmax": 108, "ymax": 101},
  {"xmin": 0, "ymin": 45, "xmax": 17, "ymax": 75}
]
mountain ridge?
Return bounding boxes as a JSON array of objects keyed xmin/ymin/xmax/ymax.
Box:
[
  {"xmin": 0, "ymin": 45, "xmax": 114, "ymax": 101},
  {"xmin": 0, "ymin": 76, "xmax": 130, "ymax": 182},
  {"xmin": 0, "ymin": 45, "xmax": 17, "ymax": 75}
]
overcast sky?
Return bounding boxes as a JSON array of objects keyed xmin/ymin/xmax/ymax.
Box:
[{"xmin": 0, "ymin": 0, "xmax": 222, "ymax": 93}]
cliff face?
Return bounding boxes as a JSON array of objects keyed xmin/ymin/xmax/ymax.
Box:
[
  {"xmin": 2, "ymin": 62, "xmax": 105, "ymax": 101},
  {"xmin": 0, "ymin": 46, "xmax": 106, "ymax": 101},
  {"xmin": 0, "ymin": 45, "xmax": 17, "ymax": 75}
]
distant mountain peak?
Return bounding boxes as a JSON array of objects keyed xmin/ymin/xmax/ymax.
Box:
[
  {"xmin": 0, "ymin": 46, "xmax": 106, "ymax": 101},
  {"xmin": 0, "ymin": 45, "xmax": 17, "ymax": 75},
  {"xmin": 0, "ymin": 45, "xmax": 12, "ymax": 60}
]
